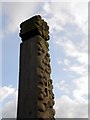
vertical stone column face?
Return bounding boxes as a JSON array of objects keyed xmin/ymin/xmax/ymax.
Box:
[{"xmin": 17, "ymin": 15, "xmax": 55, "ymax": 119}]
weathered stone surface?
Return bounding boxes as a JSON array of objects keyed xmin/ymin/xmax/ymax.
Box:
[
  {"xmin": 17, "ymin": 15, "xmax": 55, "ymax": 119},
  {"xmin": 20, "ymin": 15, "xmax": 50, "ymax": 41}
]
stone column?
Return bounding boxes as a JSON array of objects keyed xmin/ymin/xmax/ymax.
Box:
[{"xmin": 17, "ymin": 15, "xmax": 55, "ymax": 119}]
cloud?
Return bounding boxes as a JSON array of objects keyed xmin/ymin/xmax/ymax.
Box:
[
  {"xmin": 57, "ymin": 58, "xmax": 63, "ymax": 64},
  {"xmin": 54, "ymin": 95, "xmax": 88, "ymax": 118},
  {"xmin": 44, "ymin": 3, "xmax": 75, "ymax": 33},
  {"xmin": 63, "ymin": 59, "xmax": 70, "ymax": 66},
  {"xmin": 70, "ymin": 2, "xmax": 88, "ymax": 35},
  {"xmin": 2, "ymin": 99, "xmax": 17, "ymax": 118},
  {"xmin": 1, "ymin": 86, "xmax": 18, "ymax": 118},
  {"xmin": 43, "ymin": 2, "xmax": 88, "ymax": 36},
  {"xmin": 65, "ymin": 65, "xmax": 87, "ymax": 76},
  {"xmin": 55, "ymin": 38, "xmax": 88, "ymax": 65},
  {"xmin": 2, "ymin": 2, "xmax": 88, "ymax": 37},
  {"xmin": 0, "ymin": 86, "xmax": 16, "ymax": 101},
  {"xmin": 57, "ymin": 58, "xmax": 70, "ymax": 67},
  {"xmin": 55, "ymin": 80, "xmax": 71, "ymax": 95},
  {"xmin": 51, "ymin": 2, "xmax": 88, "ymax": 114},
  {"xmin": 2, "ymin": 2, "xmax": 40, "ymax": 34},
  {"xmin": 0, "ymin": 31, "xmax": 2, "ymax": 39},
  {"xmin": 73, "ymin": 76, "xmax": 88, "ymax": 101}
]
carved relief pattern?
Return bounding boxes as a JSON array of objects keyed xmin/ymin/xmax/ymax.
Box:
[
  {"xmin": 36, "ymin": 36, "xmax": 55, "ymax": 119},
  {"xmin": 19, "ymin": 15, "xmax": 55, "ymax": 119}
]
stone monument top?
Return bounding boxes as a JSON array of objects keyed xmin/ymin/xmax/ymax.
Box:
[
  {"xmin": 19, "ymin": 15, "xmax": 49, "ymax": 42},
  {"xmin": 17, "ymin": 15, "xmax": 55, "ymax": 119}
]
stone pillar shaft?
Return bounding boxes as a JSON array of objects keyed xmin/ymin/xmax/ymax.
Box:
[{"xmin": 17, "ymin": 15, "xmax": 55, "ymax": 119}]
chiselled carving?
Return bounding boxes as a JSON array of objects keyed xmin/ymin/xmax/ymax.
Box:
[
  {"xmin": 20, "ymin": 15, "xmax": 50, "ymax": 41},
  {"xmin": 36, "ymin": 16, "xmax": 55, "ymax": 118},
  {"xmin": 18, "ymin": 15, "xmax": 55, "ymax": 119},
  {"xmin": 37, "ymin": 44, "xmax": 42, "ymax": 51},
  {"xmin": 38, "ymin": 93, "xmax": 44, "ymax": 100},
  {"xmin": 38, "ymin": 101, "xmax": 46, "ymax": 112}
]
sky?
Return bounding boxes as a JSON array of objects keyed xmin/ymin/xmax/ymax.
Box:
[{"xmin": 1, "ymin": 0, "xmax": 88, "ymax": 119}]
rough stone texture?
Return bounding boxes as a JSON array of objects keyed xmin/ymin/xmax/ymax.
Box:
[{"xmin": 17, "ymin": 15, "xmax": 55, "ymax": 119}]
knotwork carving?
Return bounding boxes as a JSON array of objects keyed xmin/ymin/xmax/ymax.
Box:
[{"xmin": 36, "ymin": 26, "xmax": 55, "ymax": 118}]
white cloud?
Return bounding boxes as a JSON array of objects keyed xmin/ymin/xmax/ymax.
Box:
[
  {"xmin": 55, "ymin": 80, "xmax": 70, "ymax": 94},
  {"xmin": 43, "ymin": 2, "xmax": 88, "ymax": 36},
  {"xmin": 2, "ymin": 99, "xmax": 17, "ymax": 118},
  {"xmin": 43, "ymin": 2, "xmax": 51, "ymax": 14},
  {"xmin": 0, "ymin": 86, "xmax": 16, "ymax": 101},
  {"xmin": 66, "ymin": 65, "xmax": 87, "ymax": 76},
  {"xmin": 73, "ymin": 76, "xmax": 88, "ymax": 101},
  {"xmin": 2, "ymin": 2, "xmax": 40, "ymax": 34},
  {"xmin": 54, "ymin": 95, "xmax": 88, "ymax": 118},
  {"xmin": 2, "ymin": 2, "xmax": 88, "ymax": 38},
  {"xmin": 56, "ymin": 38, "xmax": 88, "ymax": 65},
  {"xmin": 70, "ymin": 2, "xmax": 88, "ymax": 35},
  {"xmin": 0, "ymin": 31, "xmax": 2, "ymax": 39},
  {"xmin": 47, "ymin": 3, "xmax": 75, "ymax": 32},
  {"xmin": 45, "ymin": 2, "xmax": 88, "ymax": 83},
  {"xmin": 57, "ymin": 58, "xmax": 70, "ymax": 65},
  {"xmin": 63, "ymin": 59, "xmax": 70, "ymax": 66},
  {"xmin": 57, "ymin": 59, "xmax": 63, "ymax": 64},
  {"xmin": 0, "ymin": 86, "xmax": 17, "ymax": 118},
  {"xmin": 55, "ymin": 28, "xmax": 88, "ymax": 104},
  {"xmin": 1, "ymin": 86, "xmax": 18, "ymax": 118}
]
